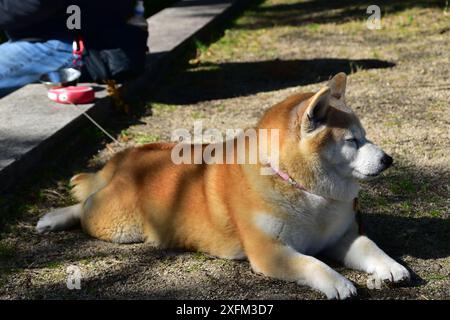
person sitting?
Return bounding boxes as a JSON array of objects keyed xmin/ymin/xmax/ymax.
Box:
[{"xmin": 0, "ymin": 0, "xmax": 148, "ymax": 97}]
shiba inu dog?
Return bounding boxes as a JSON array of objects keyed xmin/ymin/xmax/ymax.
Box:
[{"xmin": 36, "ymin": 73, "xmax": 410, "ymax": 299}]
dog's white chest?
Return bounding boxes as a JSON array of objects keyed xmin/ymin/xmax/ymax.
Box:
[{"xmin": 256, "ymin": 193, "xmax": 355, "ymax": 255}]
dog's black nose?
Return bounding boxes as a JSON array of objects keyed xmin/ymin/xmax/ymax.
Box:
[{"xmin": 381, "ymin": 154, "xmax": 393, "ymax": 168}]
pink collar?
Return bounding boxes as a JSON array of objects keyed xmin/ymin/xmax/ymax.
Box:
[{"xmin": 270, "ymin": 163, "xmax": 309, "ymax": 192}]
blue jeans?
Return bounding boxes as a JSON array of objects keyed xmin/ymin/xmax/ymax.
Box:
[{"xmin": 0, "ymin": 40, "xmax": 73, "ymax": 97}]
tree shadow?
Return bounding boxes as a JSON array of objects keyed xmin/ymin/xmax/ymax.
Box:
[
  {"xmin": 236, "ymin": 0, "xmax": 445, "ymax": 30},
  {"xmin": 0, "ymin": 239, "xmax": 171, "ymax": 299},
  {"xmin": 153, "ymin": 58, "xmax": 395, "ymax": 104},
  {"xmin": 362, "ymin": 214, "xmax": 449, "ymax": 260},
  {"xmin": 1, "ymin": 160, "xmax": 447, "ymax": 299},
  {"xmin": 358, "ymin": 163, "xmax": 449, "ymax": 261}
]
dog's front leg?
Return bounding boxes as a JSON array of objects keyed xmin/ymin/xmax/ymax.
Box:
[
  {"xmin": 241, "ymin": 227, "xmax": 356, "ymax": 299},
  {"xmin": 325, "ymin": 223, "xmax": 410, "ymax": 289}
]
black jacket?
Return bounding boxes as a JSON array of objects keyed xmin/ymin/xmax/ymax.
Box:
[
  {"xmin": 0, "ymin": 0, "xmax": 134, "ymax": 42},
  {"xmin": 0, "ymin": 0, "xmax": 148, "ymax": 82}
]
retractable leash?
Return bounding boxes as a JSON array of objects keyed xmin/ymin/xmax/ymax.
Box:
[
  {"xmin": 68, "ymin": 102, "xmax": 121, "ymax": 145},
  {"xmin": 46, "ymin": 36, "xmax": 121, "ymax": 146},
  {"xmin": 47, "ymin": 36, "xmax": 95, "ymax": 105},
  {"xmin": 47, "ymin": 85, "xmax": 94, "ymax": 104}
]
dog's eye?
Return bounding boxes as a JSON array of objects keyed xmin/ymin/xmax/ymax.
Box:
[{"xmin": 345, "ymin": 138, "xmax": 359, "ymax": 147}]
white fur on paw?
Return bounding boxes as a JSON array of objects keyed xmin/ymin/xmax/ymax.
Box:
[
  {"xmin": 326, "ymin": 276, "xmax": 357, "ymax": 300},
  {"xmin": 367, "ymin": 261, "xmax": 410, "ymax": 290},
  {"xmin": 36, "ymin": 209, "xmax": 73, "ymax": 234},
  {"xmin": 36, "ymin": 205, "xmax": 80, "ymax": 234},
  {"xmin": 305, "ymin": 268, "xmax": 357, "ymax": 300},
  {"xmin": 36, "ymin": 212, "xmax": 59, "ymax": 234}
]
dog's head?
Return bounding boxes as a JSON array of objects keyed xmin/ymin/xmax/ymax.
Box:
[{"xmin": 279, "ymin": 73, "xmax": 393, "ymax": 200}]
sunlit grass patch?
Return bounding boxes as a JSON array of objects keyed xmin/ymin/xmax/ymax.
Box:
[
  {"xmin": 134, "ymin": 133, "xmax": 161, "ymax": 145},
  {"xmin": 191, "ymin": 111, "xmax": 204, "ymax": 120},
  {"xmin": 332, "ymin": 6, "xmax": 449, "ymax": 38},
  {"xmin": 389, "ymin": 178, "xmax": 417, "ymax": 194},
  {"xmin": 119, "ymin": 130, "xmax": 161, "ymax": 144},
  {"xmin": 151, "ymin": 103, "xmax": 178, "ymax": 113}
]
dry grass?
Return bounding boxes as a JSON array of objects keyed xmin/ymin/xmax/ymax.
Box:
[{"xmin": 0, "ymin": 0, "xmax": 449, "ymax": 299}]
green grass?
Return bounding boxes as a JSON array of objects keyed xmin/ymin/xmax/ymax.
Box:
[
  {"xmin": 359, "ymin": 190, "xmax": 390, "ymax": 210},
  {"xmin": 389, "ymin": 178, "xmax": 417, "ymax": 194},
  {"xmin": 151, "ymin": 103, "xmax": 177, "ymax": 113},
  {"xmin": 192, "ymin": 252, "xmax": 208, "ymax": 262},
  {"xmin": 121, "ymin": 129, "xmax": 160, "ymax": 144},
  {"xmin": 306, "ymin": 23, "xmax": 321, "ymax": 32},
  {"xmin": 133, "ymin": 133, "xmax": 160, "ymax": 144},
  {"xmin": 191, "ymin": 111, "xmax": 204, "ymax": 120},
  {"xmin": 399, "ymin": 201, "xmax": 412, "ymax": 211},
  {"xmin": 214, "ymin": 104, "xmax": 226, "ymax": 112},
  {"xmin": 428, "ymin": 209, "xmax": 443, "ymax": 218},
  {"xmin": 424, "ymin": 273, "xmax": 449, "ymax": 282},
  {"xmin": 44, "ymin": 261, "xmax": 64, "ymax": 269},
  {"xmin": 194, "ymin": 39, "xmax": 209, "ymax": 55}
]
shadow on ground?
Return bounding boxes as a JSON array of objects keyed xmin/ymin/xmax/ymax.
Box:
[
  {"xmin": 364, "ymin": 214, "xmax": 449, "ymax": 260},
  {"xmin": 359, "ymin": 163, "xmax": 449, "ymax": 261},
  {"xmin": 236, "ymin": 0, "xmax": 445, "ymax": 30},
  {"xmin": 0, "ymin": 157, "xmax": 447, "ymax": 299},
  {"xmin": 153, "ymin": 58, "xmax": 395, "ymax": 104}
]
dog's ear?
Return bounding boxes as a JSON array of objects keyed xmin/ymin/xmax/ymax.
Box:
[
  {"xmin": 327, "ymin": 72, "xmax": 347, "ymax": 101},
  {"xmin": 301, "ymin": 87, "xmax": 331, "ymax": 133}
]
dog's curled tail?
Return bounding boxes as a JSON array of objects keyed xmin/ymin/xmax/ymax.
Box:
[
  {"xmin": 36, "ymin": 165, "xmax": 115, "ymax": 234},
  {"xmin": 36, "ymin": 167, "xmax": 115, "ymax": 233},
  {"xmin": 70, "ymin": 167, "xmax": 116, "ymax": 202},
  {"xmin": 70, "ymin": 149, "xmax": 128, "ymax": 203},
  {"xmin": 70, "ymin": 173, "xmax": 102, "ymax": 203},
  {"xmin": 36, "ymin": 150, "xmax": 129, "ymax": 234}
]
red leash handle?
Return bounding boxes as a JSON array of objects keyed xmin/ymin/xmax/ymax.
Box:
[{"xmin": 48, "ymin": 86, "xmax": 95, "ymax": 104}]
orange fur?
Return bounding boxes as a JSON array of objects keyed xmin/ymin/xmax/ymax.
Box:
[{"xmin": 72, "ymin": 85, "xmax": 348, "ymax": 269}]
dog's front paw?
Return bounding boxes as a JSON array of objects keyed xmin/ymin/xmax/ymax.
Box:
[
  {"xmin": 305, "ymin": 267, "xmax": 357, "ymax": 300},
  {"xmin": 367, "ymin": 260, "xmax": 410, "ymax": 289}
]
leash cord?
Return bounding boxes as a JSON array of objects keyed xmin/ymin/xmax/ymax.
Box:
[{"xmin": 70, "ymin": 102, "xmax": 122, "ymax": 145}]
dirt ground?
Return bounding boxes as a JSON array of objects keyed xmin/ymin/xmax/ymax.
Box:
[{"xmin": 0, "ymin": 0, "xmax": 449, "ymax": 299}]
